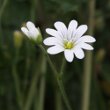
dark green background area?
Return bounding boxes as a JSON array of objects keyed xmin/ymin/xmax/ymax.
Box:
[{"xmin": 0, "ymin": 0, "xmax": 110, "ymax": 110}]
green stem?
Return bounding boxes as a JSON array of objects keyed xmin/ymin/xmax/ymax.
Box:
[
  {"xmin": 37, "ymin": 55, "xmax": 46, "ymax": 110},
  {"xmin": 23, "ymin": 41, "xmax": 31, "ymax": 93},
  {"xmin": 12, "ymin": 65, "xmax": 23, "ymax": 110},
  {"xmin": 57, "ymin": 78, "xmax": 72, "ymax": 110},
  {"xmin": 12, "ymin": 49, "xmax": 23, "ymax": 110},
  {"xmin": 23, "ymin": 73, "xmax": 39, "ymax": 110},
  {"xmin": 37, "ymin": 75, "xmax": 46, "ymax": 110},
  {"xmin": 82, "ymin": 0, "xmax": 95, "ymax": 110},
  {"xmin": 60, "ymin": 57, "xmax": 66, "ymax": 76},
  {"xmin": 55, "ymin": 58, "xmax": 66, "ymax": 110},
  {"xmin": 55, "ymin": 90, "xmax": 62, "ymax": 110},
  {"xmin": 30, "ymin": 0, "xmax": 38, "ymax": 22},
  {"xmin": 0, "ymin": 0, "xmax": 9, "ymax": 43},
  {"xmin": 23, "ymin": 54, "xmax": 44, "ymax": 110},
  {"xmin": 39, "ymin": 45, "xmax": 72, "ymax": 110}
]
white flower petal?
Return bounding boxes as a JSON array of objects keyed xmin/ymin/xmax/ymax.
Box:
[
  {"xmin": 73, "ymin": 47, "xmax": 85, "ymax": 59},
  {"xmin": 46, "ymin": 28, "xmax": 62, "ymax": 39},
  {"xmin": 79, "ymin": 35, "xmax": 96, "ymax": 43},
  {"xmin": 75, "ymin": 35, "xmax": 96, "ymax": 45},
  {"xmin": 80, "ymin": 43, "xmax": 94, "ymax": 50},
  {"xmin": 74, "ymin": 25, "xmax": 88, "ymax": 40},
  {"xmin": 43, "ymin": 37, "xmax": 58, "ymax": 46},
  {"xmin": 68, "ymin": 20, "xmax": 78, "ymax": 40},
  {"xmin": 21, "ymin": 27, "xmax": 29, "ymax": 37},
  {"xmin": 54, "ymin": 21, "xmax": 67, "ymax": 38},
  {"xmin": 26, "ymin": 21, "xmax": 38, "ymax": 37},
  {"xmin": 64, "ymin": 50, "xmax": 74, "ymax": 62},
  {"xmin": 33, "ymin": 28, "xmax": 39, "ymax": 37},
  {"xmin": 26, "ymin": 21, "xmax": 35, "ymax": 31},
  {"xmin": 47, "ymin": 46, "xmax": 64, "ymax": 55}
]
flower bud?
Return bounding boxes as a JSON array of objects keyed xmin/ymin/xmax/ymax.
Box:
[
  {"xmin": 13, "ymin": 30, "xmax": 23, "ymax": 48},
  {"xmin": 21, "ymin": 21, "xmax": 42, "ymax": 45}
]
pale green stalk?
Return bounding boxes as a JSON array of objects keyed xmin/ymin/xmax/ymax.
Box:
[
  {"xmin": 23, "ymin": 54, "xmax": 44, "ymax": 110},
  {"xmin": 81, "ymin": 0, "xmax": 96, "ymax": 110},
  {"xmin": 12, "ymin": 49, "xmax": 23, "ymax": 110},
  {"xmin": 55, "ymin": 91, "xmax": 62, "ymax": 110},
  {"xmin": 56, "ymin": 57, "xmax": 66, "ymax": 110},
  {"xmin": 30, "ymin": 0, "xmax": 38, "ymax": 22},
  {"xmin": 37, "ymin": 74, "xmax": 46, "ymax": 110},
  {"xmin": 39, "ymin": 45, "xmax": 72, "ymax": 110},
  {"xmin": 36, "ymin": 55, "xmax": 46, "ymax": 110},
  {"xmin": 0, "ymin": 0, "xmax": 9, "ymax": 43},
  {"xmin": 60, "ymin": 57, "xmax": 66, "ymax": 76},
  {"xmin": 35, "ymin": 76, "xmax": 46, "ymax": 110},
  {"xmin": 23, "ymin": 41, "xmax": 31, "ymax": 93}
]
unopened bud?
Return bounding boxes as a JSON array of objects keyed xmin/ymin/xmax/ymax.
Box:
[
  {"xmin": 13, "ymin": 30, "xmax": 23, "ymax": 48},
  {"xmin": 21, "ymin": 21, "xmax": 42, "ymax": 45}
]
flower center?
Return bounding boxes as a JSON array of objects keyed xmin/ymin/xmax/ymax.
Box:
[{"xmin": 64, "ymin": 41, "xmax": 74, "ymax": 49}]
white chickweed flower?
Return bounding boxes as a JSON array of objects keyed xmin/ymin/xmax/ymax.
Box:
[
  {"xmin": 43, "ymin": 20, "xmax": 96, "ymax": 62},
  {"xmin": 21, "ymin": 21, "xmax": 42, "ymax": 44}
]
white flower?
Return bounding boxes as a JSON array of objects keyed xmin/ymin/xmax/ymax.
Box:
[
  {"xmin": 21, "ymin": 21, "xmax": 42, "ymax": 43},
  {"xmin": 43, "ymin": 20, "xmax": 96, "ymax": 62}
]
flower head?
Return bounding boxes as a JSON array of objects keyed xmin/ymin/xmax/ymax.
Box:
[
  {"xmin": 43, "ymin": 20, "xmax": 96, "ymax": 62},
  {"xmin": 21, "ymin": 21, "xmax": 42, "ymax": 44}
]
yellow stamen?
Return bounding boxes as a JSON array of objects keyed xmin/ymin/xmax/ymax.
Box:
[{"xmin": 64, "ymin": 41, "xmax": 74, "ymax": 49}]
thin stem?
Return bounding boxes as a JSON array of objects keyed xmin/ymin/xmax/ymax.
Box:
[
  {"xmin": 30, "ymin": 0, "xmax": 38, "ymax": 22},
  {"xmin": 55, "ymin": 57, "xmax": 66, "ymax": 110},
  {"xmin": 60, "ymin": 57, "xmax": 66, "ymax": 76},
  {"xmin": 23, "ymin": 54, "xmax": 44, "ymax": 110},
  {"xmin": 57, "ymin": 78, "xmax": 72, "ymax": 110},
  {"xmin": 23, "ymin": 41, "xmax": 31, "ymax": 93},
  {"xmin": 55, "ymin": 90, "xmax": 62, "ymax": 110},
  {"xmin": 37, "ymin": 75, "xmax": 46, "ymax": 110},
  {"xmin": 12, "ymin": 65, "xmax": 23, "ymax": 110},
  {"xmin": 0, "ymin": 0, "xmax": 9, "ymax": 43},
  {"xmin": 23, "ymin": 72, "xmax": 39, "ymax": 110},
  {"xmin": 12, "ymin": 49, "xmax": 23, "ymax": 110},
  {"xmin": 82, "ymin": 0, "xmax": 96, "ymax": 110},
  {"xmin": 39, "ymin": 45, "xmax": 72, "ymax": 110},
  {"xmin": 37, "ymin": 55, "xmax": 46, "ymax": 110}
]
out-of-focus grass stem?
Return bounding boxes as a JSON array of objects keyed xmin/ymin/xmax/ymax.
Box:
[
  {"xmin": 23, "ymin": 41, "xmax": 31, "ymax": 92},
  {"xmin": 55, "ymin": 91, "xmax": 62, "ymax": 110},
  {"xmin": 60, "ymin": 57, "xmax": 66, "ymax": 76},
  {"xmin": 36, "ymin": 55, "xmax": 46, "ymax": 110},
  {"xmin": 12, "ymin": 49, "xmax": 23, "ymax": 110},
  {"xmin": 82, "ymin": 0, "xmax": 96, "ymax": 110},
  {"xmin": 30, "ymin": 0, "xmax": 37, "ymax": 22},
  {"xmin": 0, "ymin": 0, "xmax": 9, "ymax": 43},
  {"xmin": 23, "ymin": 54, "xmax": 44, "ymax": 110}
]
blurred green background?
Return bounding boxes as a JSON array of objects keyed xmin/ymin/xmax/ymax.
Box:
[{"xmin": 0, "ymin": 0, "xmax": 110, "ymax": 110}]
